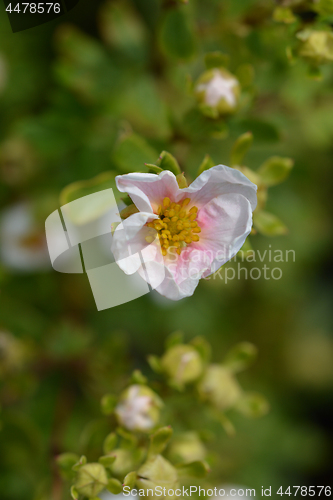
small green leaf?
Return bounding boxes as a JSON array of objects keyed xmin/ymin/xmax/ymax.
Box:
[
  {"xmin": 190, "ymin": 336, "xmax": 211, "ymax": 364},
  {"xmin": 121, "ymin": 195, "xmax": 133, "ymax": 206},
  {"xmin": 56, "ymin": 452, "xmax": 80, "ymax": 472},
  {"xmin": 103, "ymin": 433, "xmax": 118, "ymax": 455},
  {"xmin": 70, "ymin": 486, "xmax": 79, "ymax": 500},
  {"xmin": 147, "ymin": 355, "xmax": 163, "ymax": 373},
  {"xmin": 204, "ymin": 51, "xmax": 229, "ymax": 69},
  {"xmin": 149, "ymin": 426, "xmax": 173, "ymax": 456},
  {"xmin": 131, "ymin": 369, "xmax": 148, "ymax": 385},
  {"xmin": 157, "ymin": 151, "xmax": 181, "ymax": 176},
  {"xmin": 257, "ymin": 156, "xmax": 294, "ymax": 186},
  {"xmin": 123, "ymin": 471, "xmax": 137, "ymax": 489},
  {"xmin": 223, "ymin": 342, "xmax": 258, "ymax": 373},
  {"xmin": 176, "ymin": 460, "xmax": 210, "ymax": 478},
  {"xmin": 230, "ymin": 132, "xmax": 253, "ymax": 166},
  {"xmin": 72, "ymin": 455, "xmax": 87, "ymax": 472},
  {"xmin": 117, "ymin": 427, "xmax": 138, "ymax": 448},
  {"xmin": 98, "ymin": 455, "xmax": 117, "ymax": 467},
  {"xmin": 197, "ymin": 154, "xmax": 214, "ymax": 177},
  {"xmin": 145, "ymin": 163, "xmax": 163, "ymax": 174},
  {"xmin": 176, "ymin": 173, "xmax": 188, "ymax": 188},
  {"xmin": 107, "ymin": 478, "xmax": 123, "ymax": 495},
  {"xmin": 253, "ymin": 210, "xmax": 288, "ymax": 236},
  {"xmin": 119, "ymin": 204, "xmax": 139, "ymax": 219},
  {"xmin": 235, "ymin": 392, "xmax": 270, "ymax": 418},
  {"xmin": 165, "ymin": 331, "xmax": 184, "ymax": 350},
  {"xmin": 101, "ymin": 394, "xmax": 117, "ymax": 415},
  {"xmin": 159, "ymin": 8, "xmax": 196, "ymax": 60}
]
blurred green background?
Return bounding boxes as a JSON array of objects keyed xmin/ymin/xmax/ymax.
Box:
[{"xmin": 0, "ymin": 0, "xmax": 333, "ymax": 499}]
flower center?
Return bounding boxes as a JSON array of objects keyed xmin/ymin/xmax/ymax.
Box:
[{"xmin": 146, "ymin": 197, "xmax": 201, "ymax": 256}]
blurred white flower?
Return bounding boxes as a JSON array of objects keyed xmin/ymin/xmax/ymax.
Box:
[
  {"xmin": 197, "ymin": 69, "xmax": 238, "ymax": 107},
  {"xmin": 115, "ymin": 384, "xmax": 162, "ymax": 432},
  {"xmin": 0, "ymin": 202, "xmax": 50, "ymax": 271}
]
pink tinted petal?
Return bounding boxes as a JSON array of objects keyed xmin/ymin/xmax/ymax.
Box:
[
  {"xmin": 116, "ymin": 171, "xmax": 180, "ymax": 213},
  {"xmin": 111, "ymin": 212, "xmax": 158, "ymax": 275},
  {"xmin": 155, "ymin": 264, "xmax": 201, "ymax": 301},
  {"xmin": 195, "ymin": 192, "xmax": 253, "ymax": 276},
  {"xmin": 176, "ymin": 165, "xmax": 257, "ymax": 211}
]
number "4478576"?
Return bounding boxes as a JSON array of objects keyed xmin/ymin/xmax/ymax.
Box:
[{"xmin": 6, "ymin": 3, "xmax": 61, "ymax": 14}]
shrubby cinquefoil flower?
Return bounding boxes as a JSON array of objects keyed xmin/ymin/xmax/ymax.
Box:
[
  {"xmin": 195, "ymin": 68, "xmax": 241, "ymax": 116},
  {"xmin": 112, "ymin": 166, "xmax": 257, "ymax": 300}
]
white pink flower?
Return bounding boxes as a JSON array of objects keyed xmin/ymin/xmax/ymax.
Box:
[{"xmin": 111, "ymin": 165, "xmax": 257, "ymax": 301}]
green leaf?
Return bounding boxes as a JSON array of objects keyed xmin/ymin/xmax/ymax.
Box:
[
  {"xmin": 157, "ymin": 151, "xmax": 181, "ymax": 176},
  {"xmin": 190, "ymin": 336, "xmax": 211, "ymax": 364},
  {"xmin": 72, "ymin": 455, "xmax": 87, "ymax": 472},
  {"xmin": 197, "ymin": 154, "xmax": 214, "ymax": 177},
  {"xmin": 145, "ymin": 163, "xmax": 163, "ymax": 174},
  {"xmin": 235, "ymin": 392, "xmax": 270, "ymax": 418},
  {"xmin": 113, "ymin": 133, "xmax": 158, "ymax": 173},
  {"xmin": 98, "ymin": 455, "xmax": 117, "ymax": 467},
  {"xmin": 131, "ymin": 369, "xmax": 148, "ymax": 385},
  {"xmin": 107, "ymin": 478, "xmax": 123, "ymax": 495},
  {"xmin": 56, "ymin": 452, "xmax": 80, "ymax": 471},
  {"xmin": 147, "ymin": 355, "xmax": 163, "ymax": 373},
  {"xmin": 223, "ymin": 342, "xmax": 258, "ymax": 373},
  {"xmin": 103, "ymin": 433, "xmax": 118, "ymax": 455},
  {"xmin": 123, "ymin": 471, "xmax": 137, "ymax": 489},
  {"xmin": 149, "ymin": 426, "xmax": 173, "ymax": 456},
  {"xmin": 257, "ymin": 156, "xmax": 294, "ymax": 186},
  {"xmin": 119, "ymin": 204, "xmax": 139, "ymax": 220},
  {"xmin": 230, "ymin": 132, "xmax": 253, "ymax": 166},
  {"xmin": 176, "ymin": 173, "xmax": 188, "ymax": 188},
  {"xmin": 176, "ymin": 460, "xmax": 210, "ymax": 478},
  {"xmin": 159, "ymin": 8, "xmax": 196, "ymax": 60},
  {"xmin": 101, "ymin": 394, "xmax": 117, "ymax": 415},
  {"xmin": 117, "ymin": 427, "xmax": 138, "ymax": 448},
  {"xmin": 204, "ymin": 51, "xmax": 229, "ymax": 69},
  {"xmin": 121, "ymin": 195, "xmax": 133, "ymax": 206},
  {"xmin": 70, "ymin": 486, "xmax": 79, "ymax": 500},
  {"xmin": 253, "ymin": 210, "xmax": 288, "ymax": 236},
  {"xmin": 57, "ymin": 453, "xmax": 79, "ymax": 480},
  {"xmin": 165, "ymin": 330, "xmax": 184, "ymax": 350}
]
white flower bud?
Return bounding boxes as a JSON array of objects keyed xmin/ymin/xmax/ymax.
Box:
[
  {"xmin": 195, "ymin": 68, "xmax": 241, "ymax": 116},
  {"xmin": 198, "ymin": 365, "xmax": 242, "ymax": 411},
  {"xmin": 161, "ymin": 344, "xmax": 203, "ymax": 387},
  {"xmin": 115, "ymin": 385, "xmax": 163, "ymax": 432}
]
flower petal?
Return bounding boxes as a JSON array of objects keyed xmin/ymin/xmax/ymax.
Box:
[
  {"xmin": 111, "ymin": 211, "xmax": 158, "ymax": 275},
  {"xmin": 116, "ymin": 170, "xmax": 180, "ymax": 213},
  {"xmin": 176, "ymin": 165, "xmax": 257, "ymax": 211},
  {"xmin": 195, "ymin": 192, "xmax": 253, "ymax": 276}
]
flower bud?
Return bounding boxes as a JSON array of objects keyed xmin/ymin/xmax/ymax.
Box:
[
  {"xmin": 75, "ymin": 463, "xmax": 108, "ymax": 498},
  {"xmin": 115, "ymin": 385, "xmax": 163, "ymax": 433},
  {"xmin": 195, "ymin": 68, "xmax": 241, "ymax": 116},
  {"xmin": 167, "ymin": 432, "xmax": 206, "ymax": 463},
  {"xmin": 161, "ymin": 344, "xmax": 203, "ymax": 387},
  {"xmin": 107, "ymin": 448, "xmax": 141, "ymax": 478},
  {"xmin": 198, "ymin": 365, "xmax": 242, "ymax": 411},
  {"xmin": 137, "ymin": 455, "xmax": 178, "ymax": 497},
  {"xmin": 298, "ymin": 30, "xmax": 333, "ymax": 65}
]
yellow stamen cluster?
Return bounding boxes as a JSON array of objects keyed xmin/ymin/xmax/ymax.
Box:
[{"xmin": 146, "ymin": 197, "xmax": 201, "ymax": 256}]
